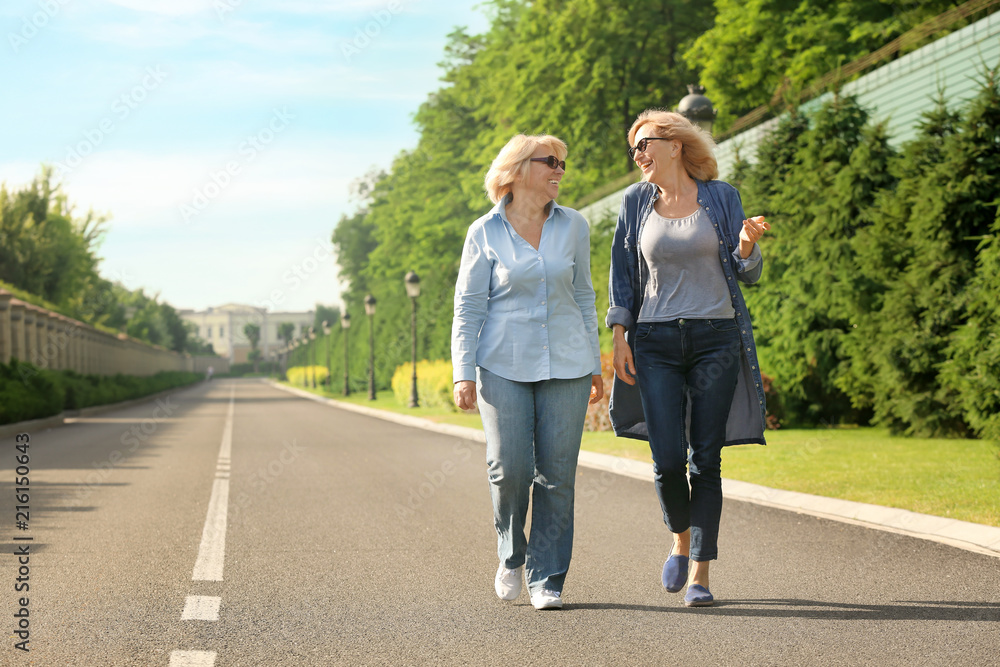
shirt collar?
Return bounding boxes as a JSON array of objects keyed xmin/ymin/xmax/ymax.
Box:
[{"xmin": 495, "ymin": 192, "xmax": 563, "ymax": 224}]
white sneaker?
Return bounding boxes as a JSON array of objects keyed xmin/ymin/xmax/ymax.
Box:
[
  {"xmin": 530, "ymin": 589, "xmax": 563, "ymax": 610},
  {"xmin": 494, "ymin": 565, "xmax": 522, "ymax": 600}
]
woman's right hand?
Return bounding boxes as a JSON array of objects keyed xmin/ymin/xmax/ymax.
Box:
[
  {"xmin": 454, "ymin": 380, "xmax": 478, "ymax": 410},
  {"xmin": 611, "ymin": 325, "xmax": 637, "ymax": 386}
]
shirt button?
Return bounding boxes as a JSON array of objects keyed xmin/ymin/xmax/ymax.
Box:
[
  {"xmin": 541, "ymin": 324, "xmax": 546, "ymax": 328},
  {"xmin": 723, "ymin": 258, "xmax": 728, "ymax": 263},
  {"xmin": 540, "ymin": 278, "xmax": 545, "ymax": 282},
  {"xmin": 543, "ymin": 346, "xmax": 548, "ymax": 350},
  {"xmin": 541, "ymin": 301, "xmax": 546, "ymax": 305}
]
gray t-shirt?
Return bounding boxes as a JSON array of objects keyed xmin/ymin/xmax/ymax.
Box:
[{"xmin": 637, "ymin": 206, "xmax": 736, "ymax": 322}]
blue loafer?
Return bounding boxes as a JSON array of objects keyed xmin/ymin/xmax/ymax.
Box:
[
  {"xmin": 684, "ymin": 584, "xmax": 714, "ymax": 607},
  {"xmin": 661, "ymin": 555, "xmax": 689, "ymax": 593}
]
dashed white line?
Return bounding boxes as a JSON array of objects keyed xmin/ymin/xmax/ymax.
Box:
[
  {"xmin": 192, "ymin": 385, "xmax": 234, "ymax": 582},
  {"xmin": 181, "ymin": 595, "xmax": 222, "ymax": 621}
]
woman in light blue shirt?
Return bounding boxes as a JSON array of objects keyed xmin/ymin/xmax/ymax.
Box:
[{"xmin": 452, "ymin": 134, "xmax": 603, "ymax": 611}]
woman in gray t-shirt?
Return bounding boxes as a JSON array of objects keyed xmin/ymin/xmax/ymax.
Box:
[{"xmin": 608, "ymin": 110, "xmax": 770, "ymax": 608}]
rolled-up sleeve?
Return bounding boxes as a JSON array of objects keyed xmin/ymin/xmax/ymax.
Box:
[
  {"xmin": 451, "ymin": 226, "xmax": 490, "ymax": 383},
  {"xmin": 733, "ymin": 243, "xmax": 763, "ymax": 284},
  {"xmin": 571, "ymin": 213, "xmax": 602, "ymax": 376}
]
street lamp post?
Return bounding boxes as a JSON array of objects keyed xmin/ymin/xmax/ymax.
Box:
[
  {"xmin": 404, "ymin": 271, "xmax": 421, "ymax": 408},
  {"xmin": 677, "ymin": 84, "xmax": 717, "ymax": 136},
  {"xmin": 340, "ymin": 311, "xmax": 351, "ymax": 396},
  {"xmin": 296, "ymin": 339, "xmax": 306, "ymax": 387},
  {"xmin": 323, "ymin": 320, "xmax": 332, "ymax": 393},
  {"xmin": 309, "ymin": 327, "xmax": 317, "ymax": 389},
  {"xmin": 364, "ymin": 294, "xmax": 377, "ymax": 401}
]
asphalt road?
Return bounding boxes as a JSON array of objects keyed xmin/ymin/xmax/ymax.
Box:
[{"xmin": 2, "ymin": 378, "xmax": 998, "ymax": 666}]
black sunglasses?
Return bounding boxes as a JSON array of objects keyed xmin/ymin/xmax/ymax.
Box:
[
  {"xmin": 530, "ymin": 155, "xmax": 566, "ymax": 170},
  {"xmin": 627, "ymin": 136, "xmax": 671, "ymax": 160}
]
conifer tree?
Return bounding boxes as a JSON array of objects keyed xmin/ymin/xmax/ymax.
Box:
[
  {"xmin": 938, "ymin": 65, "xmax": 1000, "ymax": 441},
  {"xmin": 840, "ymin": 69, "xmax": 999, "ymax": 437},
  {"xmin": 741, "ymin": 96, "xmax": 895, "ymax": 425}
]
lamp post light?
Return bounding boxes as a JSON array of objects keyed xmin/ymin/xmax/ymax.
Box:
[
  {"xmin": 677, "ymin": 84, "xmax": 717, "ymax": 136},
  {"xmin": 323, "ymin": 320, "xmax": 332, "ymax": 393},
  {"xmin": 364, "ymin": 294, "xmax": 377, "ymax": 401},
  {"xmin": 404, "ymin": 271, "xmax": 421, "ymax": 408},
  {"xmin": 340, "ymin": 311, "xmax": 351, "ymax": 396}
]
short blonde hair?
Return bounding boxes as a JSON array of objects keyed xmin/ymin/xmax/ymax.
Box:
[
  {"xmin": 484, "ymin": 134, "xmax": 568, "ymax": 204},
  {"xmin": 628, "ymin": 110, "xmax": 718, "ymax": 182}
]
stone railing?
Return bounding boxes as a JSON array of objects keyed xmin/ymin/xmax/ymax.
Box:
[{"xmin": 0, "ymin": 288, "xmax": 201, "ymax": 375}]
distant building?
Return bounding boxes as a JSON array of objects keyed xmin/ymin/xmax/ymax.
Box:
[{"xmin": 179, "ymin": 304, "xmax": 314, "ymax": 363}]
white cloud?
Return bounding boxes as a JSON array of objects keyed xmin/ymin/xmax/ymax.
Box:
[{"xmin": 43, "ymin": 144, "xmax": 358, "ymax": 232}]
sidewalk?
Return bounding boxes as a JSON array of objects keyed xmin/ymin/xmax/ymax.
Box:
[{"xmin": 270, "ymin": 380, "xmax": 1000, "ymax": 559}]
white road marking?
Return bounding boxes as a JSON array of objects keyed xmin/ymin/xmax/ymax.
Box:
[
  {"xmin": 192, "ymin": 386, "xmax": 235, "ymax": 581},
  {"xmin": 169, "ymin": 650, "xmax": 217, "ymax": 666},
  {"xmin": 181, "ymin": 595, "xmax": 222, "ymax": 621}
]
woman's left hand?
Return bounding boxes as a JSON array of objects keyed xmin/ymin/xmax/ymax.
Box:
[
  {"xmin": 589, "ymin": 375, "xmax": 604, "ymax": 404},
  {"xmin": 739, "ymin": 215, "xmax": 771, "ymax": 259}
]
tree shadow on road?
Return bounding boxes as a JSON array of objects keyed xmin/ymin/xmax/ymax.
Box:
[{"xmin": 567, "ymin": 599, "xmax": 1000, "ymax": 621}]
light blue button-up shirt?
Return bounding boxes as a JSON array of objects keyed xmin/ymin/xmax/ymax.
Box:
[{"xmin": 452, "ymin": 195, "xmax": 602, "ymax": 383}]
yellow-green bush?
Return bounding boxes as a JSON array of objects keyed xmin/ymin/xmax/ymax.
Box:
[
  {"xmin": 391, "ymin": 359, "xmax": 457, "ymax": 411},
  {"xmin": 287, "ymin": 365, "xmax": 329, "ymax": 388}
]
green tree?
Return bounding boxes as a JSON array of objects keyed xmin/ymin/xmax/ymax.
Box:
[
  {"xmin": 313, "ymin": 304, "xmax": 340, "ymax": 333},
  {"xmin": 739, "ymin": 95, "xmax": 896, "ymax": 425},
  {"xmin": 686, "ymin": 0, "xmax": 974, "ymax": 132},
  {"xmin": 243, "ymin": 323, "xmax": 261, "ymax": 372},
  {"xmin": 277, "ymin": 322, "xmax": 296, "ymax": 347},
  {"xmin": 0, "ymin": 167, "xmax": 106, "ymax": 309},
  {"xmin": 837, "ymin": 72, "xmax": 1000, "ymax": 437}
]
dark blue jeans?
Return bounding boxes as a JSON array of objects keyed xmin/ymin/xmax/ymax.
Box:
[{"xmin": 634, "ymin": 318, "xmax": 741, "ymax": 561}]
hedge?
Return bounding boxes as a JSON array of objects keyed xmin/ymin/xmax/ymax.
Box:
[{"xmin": 0, "ymin": 359, "xmax": 201, "ymax": 425}]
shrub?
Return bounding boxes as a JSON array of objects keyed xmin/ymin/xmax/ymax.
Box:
[
  {"xmin": 0, "ymin": 361, "xmax": 201, "ymax": 425},
  {"xmin": 391, "ymin": 359, "xmax": 456, "ymax": 411},
  {"xmin": 286, "ymin": 365, "xmax": 329, "ymax": 388}
]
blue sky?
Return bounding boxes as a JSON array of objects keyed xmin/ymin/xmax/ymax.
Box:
[{"xmin": 0, "ymin": 0, "xmax": 490, "ymax": 313}]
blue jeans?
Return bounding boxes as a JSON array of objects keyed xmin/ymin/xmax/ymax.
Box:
[
  {"xmin": 633, "ymin": 318, "xmax": 741, "ymax": 561},
  {"xmin": 477, "ymin": 367, "xmax": 592, "ymax": 593}
]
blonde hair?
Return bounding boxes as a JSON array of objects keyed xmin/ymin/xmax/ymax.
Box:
[
  {"xmin": 484, "ymin": 134, "xmax": 568, "ymax": 204},
  {"xmin": 628, "ymin": 109, "xmax": 718, "ymax": 182}
]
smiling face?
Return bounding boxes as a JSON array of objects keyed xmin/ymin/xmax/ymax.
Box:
[
  {"xmin": 632, "ymin": 125, "xmax": 679, "ymax": 183},
  {"xmin": 523, "ymin": 144, "xmax": 566, "ymax": 200}
]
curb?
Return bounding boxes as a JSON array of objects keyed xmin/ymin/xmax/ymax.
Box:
[{"xmin": 269, "ymin": 380, "xmax": 1000, "ymax": 559}]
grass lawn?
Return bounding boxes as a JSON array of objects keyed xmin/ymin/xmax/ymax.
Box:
[{"xmin": 280, "ymin": 381, "xmax": 1000, "ymax": 528}]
